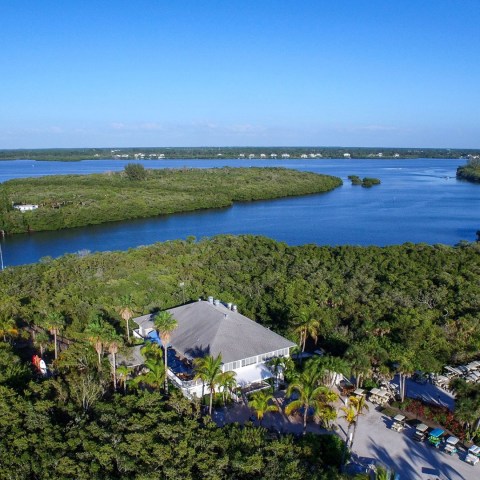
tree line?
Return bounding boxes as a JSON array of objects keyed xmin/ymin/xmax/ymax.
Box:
[{"xmin": 0, "ymin": 146, "xmax": 478, "ymax": 161}]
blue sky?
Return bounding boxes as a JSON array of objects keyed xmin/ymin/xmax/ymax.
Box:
[{"xmin": 1, "ymin": 1, "xmax": 479, "ymax": 148}]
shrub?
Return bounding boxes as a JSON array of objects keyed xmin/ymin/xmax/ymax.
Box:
[{"xmin": 124, "ymin": 163, "xmax": 147, "ymax": 181}]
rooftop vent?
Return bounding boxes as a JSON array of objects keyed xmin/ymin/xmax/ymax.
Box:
[
  {"xmin": 227, "ymin": 302, "xmax": 232, "ymax": 310},
  {"xmin": 232, "ymin": 304, "xmax": 238, "ymax": 312},
  {"xmin": 214, "ymin": 299, "xmax": 220, "ymax": 307},
  {"xmin": 208, "ymin": 296, "xmax": 214, "ymax": 304}
]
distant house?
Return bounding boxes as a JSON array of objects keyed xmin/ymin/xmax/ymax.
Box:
[
  {"xmin": 260, "ymin": 154, "xmax": 267, "ymax": 159},
  {"xmin": 133, "ymin": 298, "xmax": 295, "ymax": 398},
  {"xmin": 281, "ymin": 153, "xmax": 290, "ymax": 158},
  {"xmin": 343, "ymin": 153, "xmax": 351, "ymax": 158},
  {"xmin": 248, "ymin": 154, "xmax": 255, "ymax": 159},
  {"xmin": 14, "ymin": 204, "xmax": 38, "ymax": 213},
  {"xmin": 300, "ymin": 154, "xmax": 308, "ymax": 158},
  {"xmin": 270, "ymin": 153, "xmax": 277, "ymax": 158}
]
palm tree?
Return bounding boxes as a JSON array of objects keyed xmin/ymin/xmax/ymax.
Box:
[
  {"xmin": 249, "ymin": 390, "xmax": 279, "ymax": 426},
  {"xmin": 307, "ymin": 355, "xmax": 351, "ymax": 389},
  {"xmin": 45, "ymin": 311, "xmax": 65, "ymax": 360},
  {"xmin": 292, "ymin": 308, "xmax": 320, "ymax": 363},
  {"xmin": 84, "ymin": 317, "xmax": 115, "ymax": 370},
  {"xmin": 116, "ymin": 365, "xmax": 131, "ymax": 394},
  {"xmin": 141, "ymin": 342, "xmax": 163, "ymax": 361},
  {"xmin": 341, "ymin": 395, "xmax": 369, "ymax": 450},
  {"xmin": 339, "ymin": 403, "xmax": 356, "ymax": 466},
  {"xmin": 396, "ymin": 356, "xmax": 414, "ymax": 402},
  {"xmin": 34, "ymin": 330, "xmax": 50, "ymax": 356},
  {"xmin": 194, "ymin": 354, "xmax": 223, "ymax": 415},
  {"xmin": 316, "ymin": 400, "xmax": 338, "ymax": 429},
  {"xmin": 153, "ymin": 310, "xmax": 178, "ymax": 394},
  {"xmin": 134, "ymin": 358, "xmax": 166, "ymax": 390},
  {"xmin": 285, "ymin": 368, "xmax": 338, "ymax": 435},
  {"xmin": 107, "ymin": 332, "xmax": 123, "ymax": 391},
  {"xmin": 217, "ymin": 370, "xmax": 237, "ymax": 405},
  {"xmin": 267, "ymin": 357, "xmax": 284, "ymax": 390},
  {"xmin": 118, "ymin": 295, "xmax": 135, "ymax": 344},
  {"xmin": 345, "ymin": 344, "xmax": 372, "ymax": 388}
]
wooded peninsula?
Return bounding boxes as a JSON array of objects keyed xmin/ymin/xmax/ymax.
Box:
[
  {"xmin": 456, "ymin": 158, "xmax": 480, "ymax": 183},
  {"xmin": 0, "ymin": 167, "xmax": 342, "ymax": 235},
  {"xmin": 1, "ymin": 235, "xmax": 479, "ymax": 478}
]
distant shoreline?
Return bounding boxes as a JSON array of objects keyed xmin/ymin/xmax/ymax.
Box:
[{"xmin": 0, "ymin": 146, "xmax": 478, "ymax": 162}]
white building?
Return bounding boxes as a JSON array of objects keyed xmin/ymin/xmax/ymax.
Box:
[
  {"xmin": 132, "ymin": 299, "xmax": 295, "ymax": 398},
  {"xmin": 14, "ymin": 204, "xmax": 38, "ymax": 213}
]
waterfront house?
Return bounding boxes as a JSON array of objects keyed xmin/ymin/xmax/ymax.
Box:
[
  {"xmin": 13, "ymin": 204, "xmax": 38, "ymax": 212},
  {"xmin": 132, "ymin": 298, "xmax": 295, "ymax": 398}
]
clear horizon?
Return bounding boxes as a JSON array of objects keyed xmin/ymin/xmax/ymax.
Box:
[{"xmin": 1, "ymin": 1, "xmax": 479, "ymax": 149}]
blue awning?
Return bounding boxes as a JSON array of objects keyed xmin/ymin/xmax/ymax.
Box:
[
  {"xmin": 429, "ymin": 428, "xmax": 444, "ymax": 438},
  {"xmin": 147, "ymin": 330, "xmax": 162, "ymax": 346}
]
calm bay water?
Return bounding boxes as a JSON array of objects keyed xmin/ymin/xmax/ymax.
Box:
[{"xmin": 0, "ymin": 158, "xmax": 478, "ymax": 267}]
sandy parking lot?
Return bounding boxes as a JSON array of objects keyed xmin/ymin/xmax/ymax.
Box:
[
  {"xmin": 216, "ymin": 378, "xmax": 478, "ymax": 479},
  {"xmin": 336, "ymin": 399, "xmax": 476, "ymax": 479}
]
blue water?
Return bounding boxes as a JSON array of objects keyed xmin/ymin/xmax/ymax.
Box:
[{"xmin": 0, "ymin": 158, "xmax": 478, "ymax": 267}]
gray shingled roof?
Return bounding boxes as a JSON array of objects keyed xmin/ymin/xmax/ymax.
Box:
[{"xmin": 133, "ymin": 300, "xmax": 295, "ymax": 364}]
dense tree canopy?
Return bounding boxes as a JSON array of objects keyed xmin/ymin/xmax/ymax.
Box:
[
  {"xmin": 0, "ymin": 235, "xmax": 478, "ymax": 478},
  {"xmin": 1, "ymin": 235, "xmax": 479, "ymax": 372}
]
